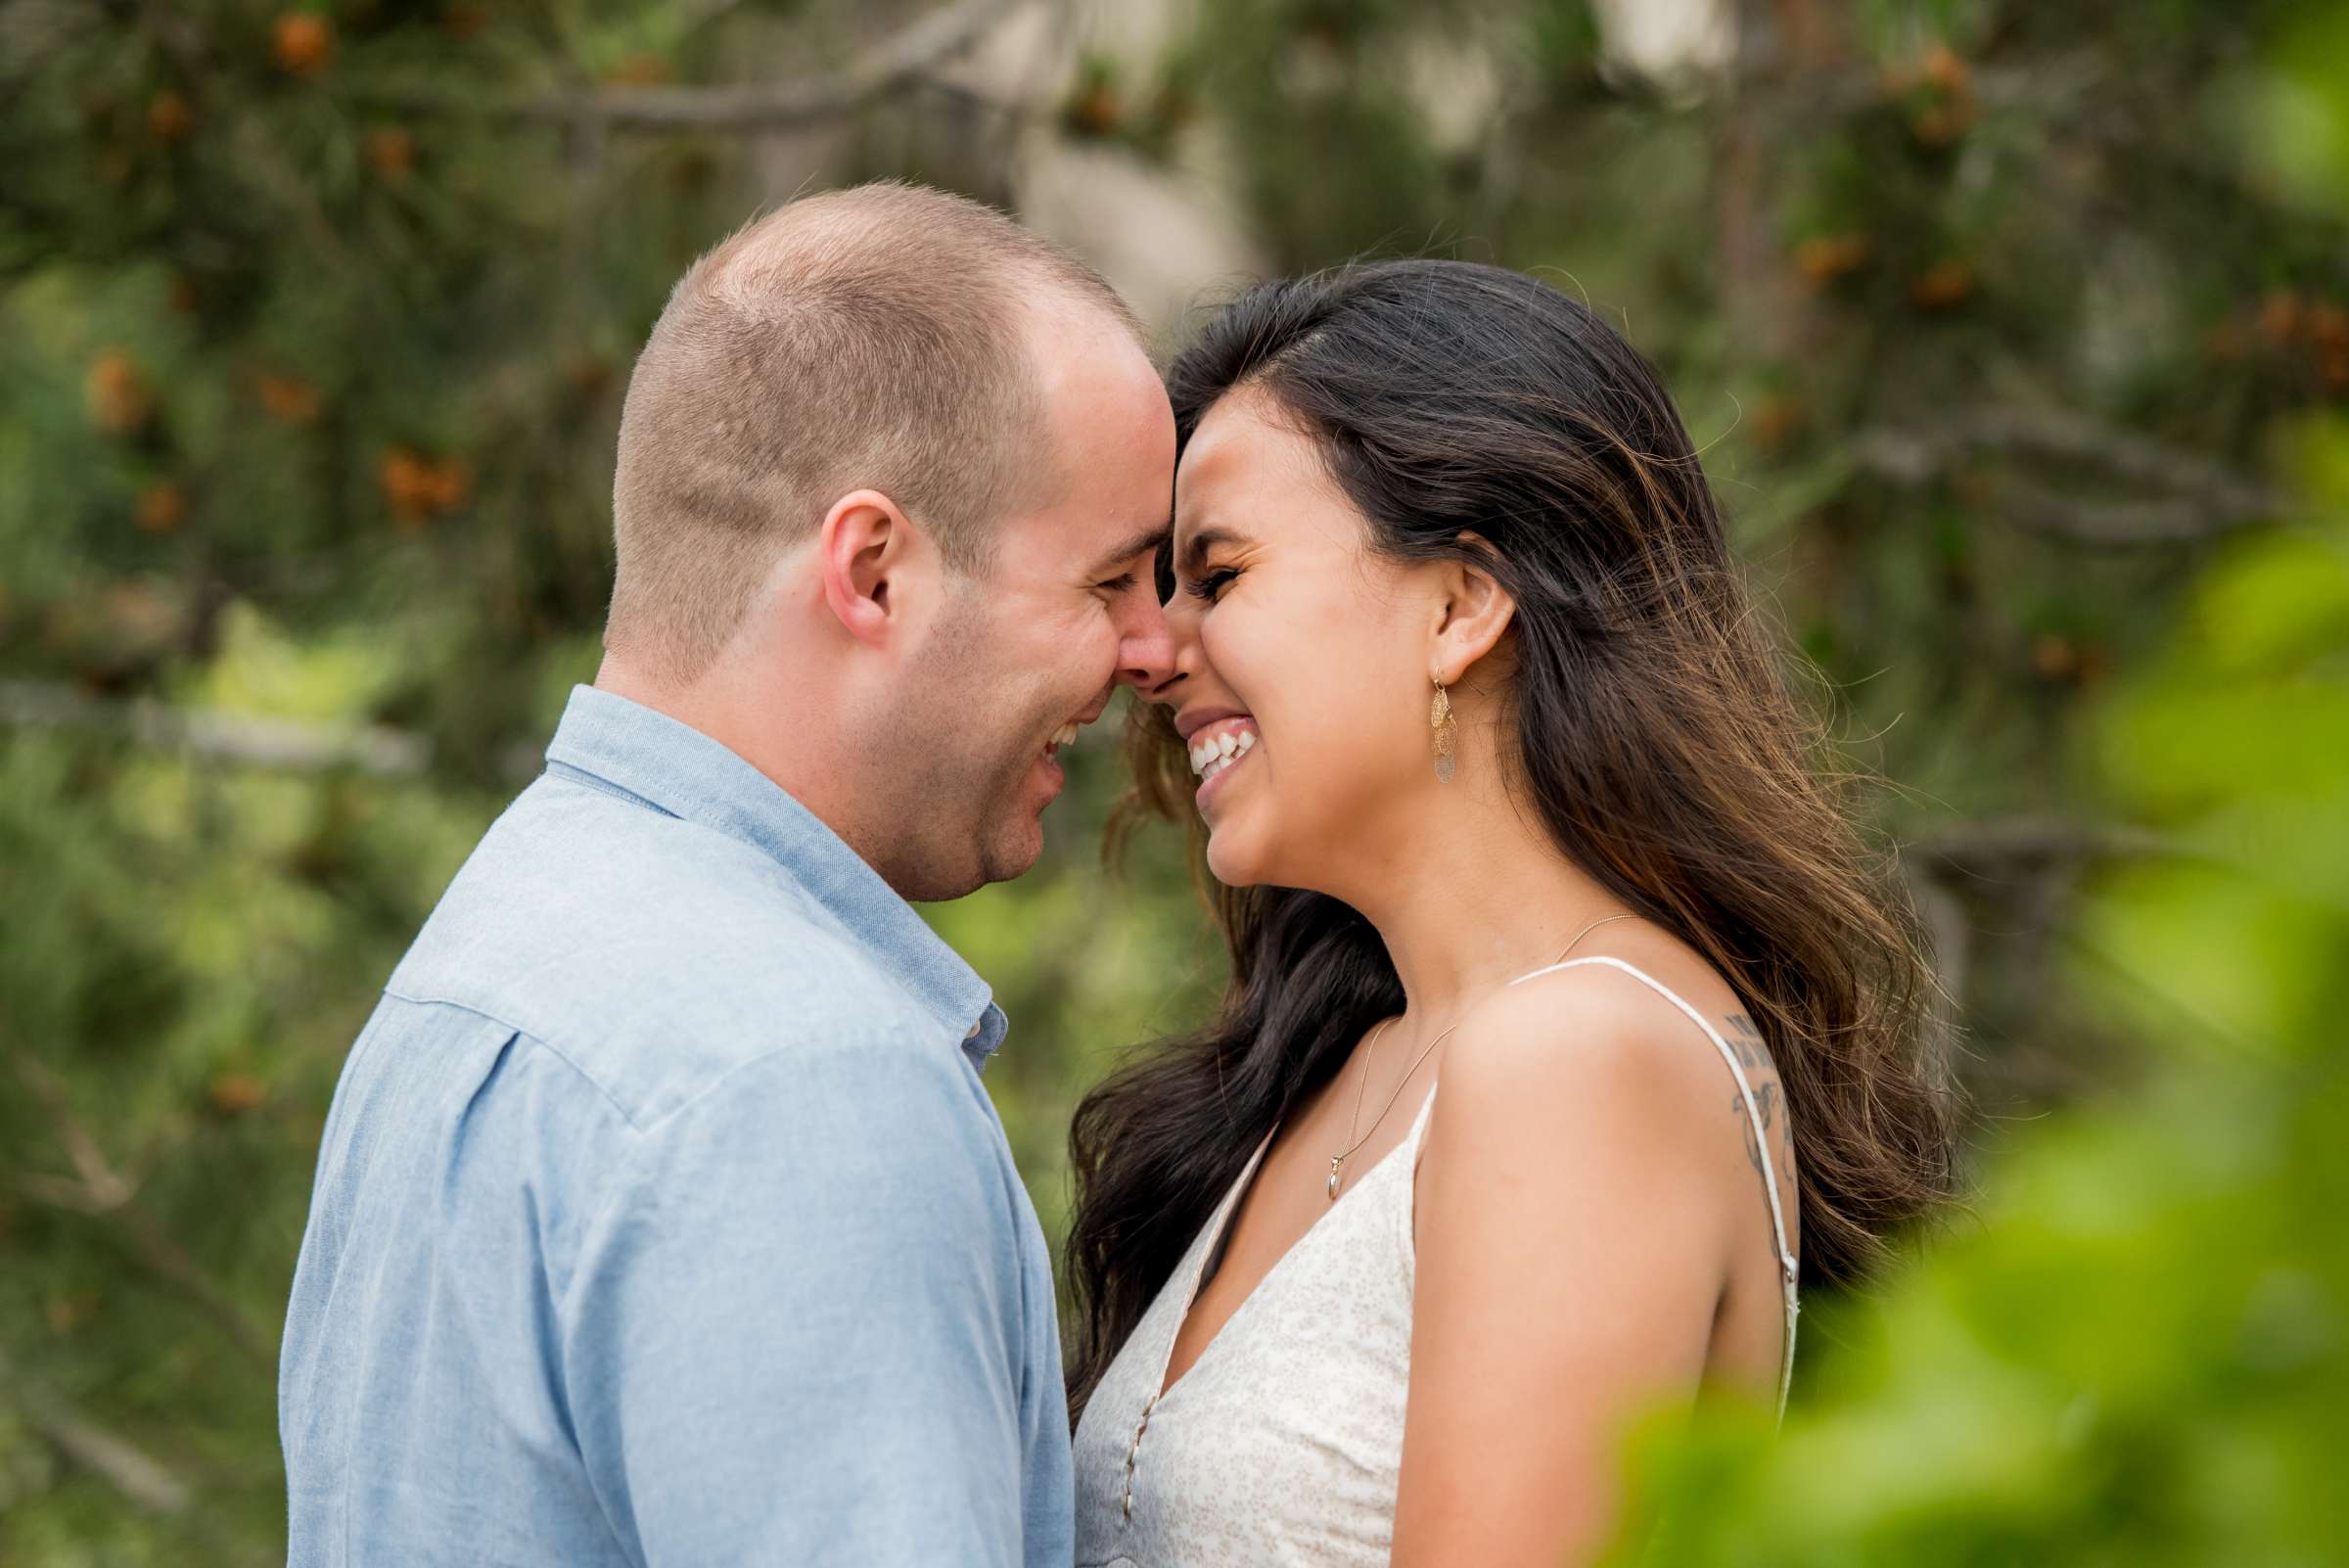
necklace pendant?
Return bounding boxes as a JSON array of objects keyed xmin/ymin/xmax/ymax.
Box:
[{"xmin": 1327, "ymin": 1155, "xmax": 1344, "ymax": 1201}]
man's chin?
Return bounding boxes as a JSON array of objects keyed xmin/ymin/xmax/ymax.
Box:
[
  {"xmin": 897, "ymin": 820, "xmax": 1044, "ymax": 901},
  {"xmin": 974, "ymin": 753, "xmax": 1062, "ymax": 886},
  {"xmin": 977, "ymin": 817, "xmax": 1046, "ymax": 888}
]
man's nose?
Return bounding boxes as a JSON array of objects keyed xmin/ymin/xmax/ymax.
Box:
[{"xmin": 1114, "ymin": 591, "xmax": 1177, "ymax": 692}]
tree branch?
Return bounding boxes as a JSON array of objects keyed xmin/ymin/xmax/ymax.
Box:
[
  {"xmin": 0, "ymin": 1347, "xmax": 193, "ymax": 1515},
  {"xmin": 0, "ymin": 678, "xmax": 549, "ymax": 781},
  {"xmin": 1852, "ymin": 408, "xmax": 2285, "ymax": 546},
  {"xmin": 0, "ymin": 677, "xmax": 432, "ymax": 777},
  {"xmin": 353, "ymin": 0, "xmax": 1023, "ymax": 133},
  {"xmin": 13, "ymin": 1057, "xmax": 277, "ymax": 1371},
  {"xmin": 1904, "ymin": 816, "xmax": 2176, "ymax": 882}
]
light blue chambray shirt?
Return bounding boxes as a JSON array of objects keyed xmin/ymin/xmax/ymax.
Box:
[{"xmin": 280, "ymin": 685, "xmax": 1071, "ymax": 1567}]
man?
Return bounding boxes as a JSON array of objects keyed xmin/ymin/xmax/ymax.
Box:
[{"xmin": 279, "ymin": 182, "xmax": 1177, "ymax": 1566}]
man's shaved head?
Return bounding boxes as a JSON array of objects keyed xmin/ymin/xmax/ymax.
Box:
[{"xmin": 606, "ymin": 181, "xmax": 1138, "ymax": 684}]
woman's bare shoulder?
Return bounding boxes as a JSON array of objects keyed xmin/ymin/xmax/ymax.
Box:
[
  {"xmin": 1447, "ymin": 956, "xmax": 1755, "ymax": 1108},
  {"xmin": 1429, "ymin": 953, "xmax": 1782, "ymax": 1221}
]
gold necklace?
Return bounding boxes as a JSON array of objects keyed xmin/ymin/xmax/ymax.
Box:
[{"xmin": 1325, "ymin": 911, "xmax": 1638, "ymax": 1202}]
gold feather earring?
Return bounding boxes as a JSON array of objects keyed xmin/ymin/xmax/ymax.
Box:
[{"xmin": 1430, "ymin": 677, "xmax": 1457, "ymax": 783}]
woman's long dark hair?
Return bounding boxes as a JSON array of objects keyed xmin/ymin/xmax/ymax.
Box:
[{"xmin": 1065, "ymin": 259, "xmax": 1964, "ymax": 1421}]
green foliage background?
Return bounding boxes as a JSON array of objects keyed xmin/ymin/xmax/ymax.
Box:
[{"xmin": 2, "ymin": 0, "xmax": 2345, "ymax": 1561}]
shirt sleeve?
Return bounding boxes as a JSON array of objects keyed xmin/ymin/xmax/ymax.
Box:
[{"xmin": 559, "ymin": 1039, "xmax": 1035, "ymax": 1567}]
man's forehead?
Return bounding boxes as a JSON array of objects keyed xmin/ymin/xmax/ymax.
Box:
[
  {"xmin": 988, "ymin": 480, "xmax": 1166, "ymax": 579},
  {"xmin": 1005, "ymin": 294, "xmax": 1173, "ymax": 572},
  {"xmin": 1023, "ymin": 290, "xmax": 1153, "ymax": 402}
]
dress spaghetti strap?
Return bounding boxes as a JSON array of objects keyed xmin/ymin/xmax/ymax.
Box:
[{"xmin": 1503, "ymin": 954, "xmax": 1803, "ymax": 1422}]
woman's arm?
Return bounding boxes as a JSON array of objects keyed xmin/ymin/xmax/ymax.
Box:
[{"xmin": 1392, "ymin": 969, "xmax": 1754, "ymax": 1568}]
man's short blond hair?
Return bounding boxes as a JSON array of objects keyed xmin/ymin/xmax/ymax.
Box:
[{"xmin": 606, "ymin": 181, "xmax": 1134, "ymax": 683}]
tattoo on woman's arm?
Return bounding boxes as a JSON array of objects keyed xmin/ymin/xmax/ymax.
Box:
[
  {"xmin": 1733, "ymin": 1082, "xmax": 1782, "ymax": 1179},
  {"xmin": 1724, "ymin": 1012, "xmax": 1769, "ymax": 1072},
  {"xmin": 1722, "ymin": 1013, "xmax": 1793, "ymax": 1181}
]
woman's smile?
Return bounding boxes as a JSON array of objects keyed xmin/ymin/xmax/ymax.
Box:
[{"xmin": 1183, "ymin": 715, "xmax": 1260, "ymax": 800}]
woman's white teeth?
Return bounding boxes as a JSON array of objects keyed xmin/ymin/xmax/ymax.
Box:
[
  {"xmin": 1188, "ymin": 728, "xmax": 1256, "ymax": 779},
  {"xmin": 1049, "ymin": 720, "xmax": 1080, "ymax": 751}
]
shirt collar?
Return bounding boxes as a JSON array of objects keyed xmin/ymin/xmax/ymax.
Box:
[{"xmin": 541, "ymin": 685, "xmax": 1008, "ymax": 1072}]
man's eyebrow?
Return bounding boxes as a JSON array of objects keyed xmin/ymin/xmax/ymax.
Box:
[{"xmin": 1089, "ymin": 522, "xmax": 1172, "ymax": 579}]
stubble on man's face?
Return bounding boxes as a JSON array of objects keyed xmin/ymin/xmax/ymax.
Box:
[{"xmin": 876, "ymin": 583, "xmax": 1068, "ymax": 900}]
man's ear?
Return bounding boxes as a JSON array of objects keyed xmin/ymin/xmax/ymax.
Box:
[
  {"xmin": 817, "ymin": 489, "xmax": 918, "ymax": 648},
  {"xmin": 1431, "ymin": 531, "xmax": 1518, "ymax": 686}
]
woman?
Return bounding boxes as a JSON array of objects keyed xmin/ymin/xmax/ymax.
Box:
[{"xmin": 1066, "ymin": 260, "xmax": 1963, "ymax": 1568}]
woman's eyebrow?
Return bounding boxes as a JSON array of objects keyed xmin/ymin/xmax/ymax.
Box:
[{"xmin": 1176, "ymin": 526, "xmax": 1246, "ymax": 573}]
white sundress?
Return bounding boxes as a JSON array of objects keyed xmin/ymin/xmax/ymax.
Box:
[{"xmin": 1071, "ymin": 955, "xmax": 1802, "ymax": 1568}]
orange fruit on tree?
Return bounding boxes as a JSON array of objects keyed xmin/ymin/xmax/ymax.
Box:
[
  {"xmin": 422, "ymin": 458, "xmax": 472, "ymax": 514},
  {"xmin": 135, "ymin": 482, "xmax": 186, "ymax": 533},
  {"xmin": 1066, "ymin": 84, "xmax": 1122, "ymax": 137},
  {"xmin": 45, "ymin": 1292, "xmax": 100, "ymax": 1335},
  {"xmin": 208, "ymin": 1074, "xmax": 269, "ymax": 1116},
  {"xmin": 2308, "ymin": 300, "xmax": 2347, "ymax": 352},
  {"xmin": 379, "ymin": 447, "xmax": 435, "ymax": 525},
  {"xmin": 257, "ymin": 371, "xmax": 323, "ymax": 423},
  {"xmin": 363, "ymin": 125, "xmax": 415, "ymax": 178},
  {"xmin": 1795, "ymin": 233, "xmax": 1871, "ymax": 287},
  {"xmin": 1752, "ymin": 393, "xmax": 1805, "ymax": 452},
  {"xmin": 379, "ymin": 448, "xmax": 473, "ymax": 525},
  {"xmin": 1921, "ymin": 44, "xmax": 1971, "ymax": 96},
  {"xmin": 1911, "ymin": 260, "xmax": 1976, "ymax": 310},
  {"xmin": 2259, "ymin": 289, "xmax": 2305, "ymax": 347},
  {"xmin": 2032, "ymin": 633, "xmax": 2079, "ymax": 680},
  {"xmin": 602, "ymin": 54, "xmax": 671, "ymax": 86},
  {"xmin": 85, "ymin": 349, "xmax": 152, "ymax": 434},
  {"xmin": 148, "ymin": 90, "xmax": 194, "ymax": 142},
  {"xmin": 274, "ymin": 13, "xmax": 334, "ymax": 76}
]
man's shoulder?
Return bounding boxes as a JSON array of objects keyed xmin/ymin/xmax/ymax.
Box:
[{"xmin": 385, "ymin": 771, "xmax": 954, "ymax": 1129}]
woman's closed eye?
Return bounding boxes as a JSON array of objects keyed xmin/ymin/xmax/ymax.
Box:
[{"xmin": 1184, "ymin": 566, "xmax": 1240, "ymax": 603}]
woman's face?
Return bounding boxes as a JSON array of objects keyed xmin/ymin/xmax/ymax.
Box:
[{"xmin": 1159, "ymin": 386, "xmax": 1440, "ymax": 894}]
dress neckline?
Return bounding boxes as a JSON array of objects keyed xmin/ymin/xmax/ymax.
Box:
[{"xmin": 1153, "ymin": 1088, "xmax": 1435, "ymax": 1406}]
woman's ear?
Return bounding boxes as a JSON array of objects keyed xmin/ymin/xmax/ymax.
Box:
[{"xmin": 1431, "ymin": 531, "xmax": 1517, "ymax": 685}]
